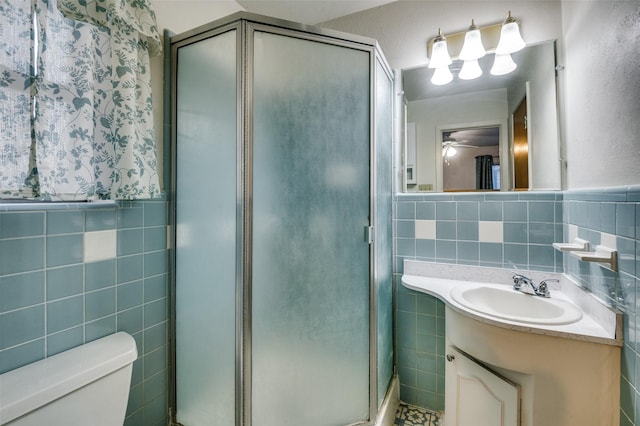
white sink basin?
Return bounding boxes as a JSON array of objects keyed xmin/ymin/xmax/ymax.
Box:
[{"xmin": 450, "ymin": 283, "xmax": 583, "ymax": 325}]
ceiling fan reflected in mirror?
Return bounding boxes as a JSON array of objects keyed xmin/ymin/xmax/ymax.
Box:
[{"xmin": 442, "ymin": 137, "xmax": 478, "ymax": 158}]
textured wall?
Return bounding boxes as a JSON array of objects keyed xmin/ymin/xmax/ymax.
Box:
[{"xmin": 561, "ymin": 1, "xmax": 640, "ymax": 188}]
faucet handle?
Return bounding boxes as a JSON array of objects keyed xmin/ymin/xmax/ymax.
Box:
[
  {"xmin": 512, "ymin": 274, "xmax": 531, "ymax": 290},
  {"xmin": 537, "ymin": 279, "xmax": 558, "ymax": 298}
]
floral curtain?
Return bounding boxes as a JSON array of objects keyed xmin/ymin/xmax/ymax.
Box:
[{"xmin": 0, "ymin": 0, "xmax": 161, "ymax": 201}]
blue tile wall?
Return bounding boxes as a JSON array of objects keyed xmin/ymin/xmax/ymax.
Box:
[
  {"xmin": 394, "ymin": 186, "xmax": 640, "ymax": 424},
  {"xmin": 563, "ymin": 186, "xmax": 640, "ymax": 425},
  {"xmin": 393, "ymin": 191, "xmax": 563, "ymax": 411},
  {"xmin": 0, "ymin": 200, "xmax": 169, "ymax": 426}
]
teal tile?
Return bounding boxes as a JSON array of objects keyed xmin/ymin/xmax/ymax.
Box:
[
  {"xmin": 479, "ymin": 242, "xmax": 502, "ymax": 264},
  {"xmin": 144, "ymin": 299, "xmax": 167, "ymax": 328},
  {"xmin": 0, "ymin": 339, "xmax": 44, "ymax": 374},
  {"xmin": 0, "ymin": 271, "xmax": 44, "ymax": 312},
  {"xmin": 416, "ymin": 352, "xmax": 438, "ymax": 373},
  {"xmin": 1, "ymin": 212, "xmax": 44, "ymax": 238},
  {"xmin": 117, "ymin": 205, "xmax": 143, "ymax": 229},
  {"xmin": 118, "ymin": 228, "xmax": 144, "ymax": 256},
  {"xmin": 397, "ymin": 365, "xmax": 417, "ymax": 387},
  {"xmin": 118, "ymin": 254, "xmax": 144, "ymax": 284},
  {"xmin": 417, "ymin": 314, "xmax": 437, "ymax": 334},
  {"xmin": 529, "ymin": 245, "xmax": 555, "ymax": 268},
  {"xmin": 457, "ymin": 241, "xmax": 479, "ymax": 261},
  {"xmin": 126, "ymin": 383, "xmax": 144, "ymax": 417},
  {"xmin": 47, "ymin": 295, "xmax": 83, "ymax": 334},
  {"xmin": 436, "ymin": 221, "xmax": 456, "ymax": 240},
  {"xmin": 529, "ymin": 222, "xmax": 555, "ymax": 244},
  {"xmin": 617, "ymin": 203, "xmax": 636, "ymax": 238},
  {"xmin": 1, "ymin": 237, "xmax": 44, "ymax": 274},
  {"xmin": 397, "ymin": 346, "xmax": 417, "ymax": 368},
  {"xmin": 416, "ymin": 294, "xmax": 437, "ymax": 315},
  {"xmin": 47, "ymin": 265, "xmax": 83, "ymax": 300},
  {"xmin": 143, "ymin": 202, "xmax": 167, "ymax": 227},
  {"xmin": 143, "ymin": 322, "xmax": 166, "ymax": 354},
  {"xmin": 435, "ymin": 202, "xmax": 456, "ymax": 220},
  {"xmin": 503, "ymin": 202, "xmax": 527, "ymax": 222},
  {"xmin": 617, "ymin": 237, "xmax": 636, "ymax": 277},
  {"xmin": 528, "ymin": 201, "xmax": 556, "ymax": 223},
  {"xmin": 118, "ymin": 280, "xmax": 143, "ymax": 312},
  {"xmin": 46, "ymin": 211, "xmax": 83, "ymax": 235},
  {"xmin": 416, "ymin": 239, "xmax": 435, "ymax": 259},
  {"xmin": 396, "ymin": 238, "xmax": 415, "ymax": 257},
  {"xmin": 416, "ymin": 202, "xmax": 435, "ymax": 220},
  {"xmin": 0, "ymin": 306, "xmax": 44, "ymax": 349},
  {"xmin": 503, "ymin": 243, "xmax": 528, "ymax": 268},
  {"xmin": 396, "ymin": 220, "xmax": 415, "ymax": 238},
  {"xmin": 587, "ymin": 202, "xmax": 602, "ymax": 230},
  {"xmin": 144, "ymin": 275, "xmax": 167, "ymax": 303},
  {"xmin": 504, "ymin": 222, "xmax": 528, "ymax": 243},
  {"xmin": 143, "ymin": 373, "xmax": 166, "ymax": 408},
  {"xmin": 85, "ymin": 209, "xmax": 116, "ymax": 231},
  {"xmin": 85, "ymin": 288, "xmax": 115, "ymax": 321},
  {"xmin": 144, "ymin": 226, "xmax": 167, "ymax": 252},
  {"xmin": 417, "ymin": 370, "xmax": 437, "ymax": 392},
  {"xmin": 86, "ymin": 315, "xmax": 116, "ymax": 342},
  {"xmin": 143, "ymin": 346, "xmax": 167, "ymax": 379},
  {"xmin": 435, "ymin": 240, "xmax": 456, "ymax": 260},
  {"xmin": 46, "ymin": 234, "xmax": 82, "ymax": 267},
  {"xmin": 397, "ymin": 202, "xmax": 416, "ymax": 219},
  {"xmin": 456, "ymin": 221, "xmax": 478, "ymax": 241},
  {"xmin": 457, "ymin": 201, "xmax": 478, "ymax": 220},
  {"xmin": 144, "ymin": 251, "xmax": 167, "ymax": 277},
  {"xmin": 397, "ymin": 311, "xmax": 417, "ymax": 349},
  {"xmin": 600, "ymin": 203, "xmax": 616, "ymax": 234},
  {"xmin": 479, "ymin": 201, "xmax": 502, "ymax": 221},
  {"xmin": 397, "ymin": 289, "xmax": 417, "ymax": 312},
  {"xmin": 416, "ymin": 332, "xmax": 437, "ymax": 354},
  {"xmin": 86, "ymin": 259, "xmax": 116, "ymax": 291},
  {"xmin": 47, "ymin": 326, "xmax": 83, "ymax": 356},
  {"xmin": 117, "ymin": 307, "xmax": 143, "ymax": 335}
]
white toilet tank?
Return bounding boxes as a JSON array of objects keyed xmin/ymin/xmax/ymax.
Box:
[{"xmin": 0, "ymin": 332, "xmax": 137, "ymax": 426}]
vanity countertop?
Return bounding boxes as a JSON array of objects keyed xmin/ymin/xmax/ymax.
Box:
[{"xmin": 402, "ymin": 260, "xmax": 623, "ymax": 347}]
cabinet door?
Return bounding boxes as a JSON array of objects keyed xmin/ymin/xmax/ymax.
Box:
[{"xmin": 445, "ymin": 346, "xmax": 520, "ymax": 426}]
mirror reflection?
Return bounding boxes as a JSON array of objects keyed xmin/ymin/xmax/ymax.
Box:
[{"xmin": 403, "ymin": 40, "xmax": 561, "ymax": 192}]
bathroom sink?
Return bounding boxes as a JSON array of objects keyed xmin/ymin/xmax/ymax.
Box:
[{"xmin": 450, "ymin": 283, "xmax": 583, "ymax": 325}]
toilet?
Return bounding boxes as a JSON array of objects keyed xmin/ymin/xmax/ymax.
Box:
[{"xmin": 0, "ymin": 332, "xmax": 137, "ymax": 426}]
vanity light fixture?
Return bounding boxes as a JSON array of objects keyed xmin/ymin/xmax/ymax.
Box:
[
  {"xmin": 459, "ymin": 58, "xmax": 483, "ymax": 80},
  {"xmin": 459, "ymin": 20, "xmax": 486, "ymax": 61},
  {"xmin": 427, "ymin": 12, "xmax": 525, "ymax": 85},
  {"xmin": 490, "ymin": 53, "xmax": 517, "ymax": 75},
  {"xmin": 431, "ymin": 66, "xmax": 454, "ymax": 85},
  {"xmin": 495, "ymin": 11, "xmax": 526, "ymax": 54},
  {"xmin": 428, "ymin": 29, "xmax": 452, "ymax": 69}
]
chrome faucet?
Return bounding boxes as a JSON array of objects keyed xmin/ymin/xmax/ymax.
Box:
[{"xmin": 512, "ymin": 274, "xmax": 555, "ymax": 298}]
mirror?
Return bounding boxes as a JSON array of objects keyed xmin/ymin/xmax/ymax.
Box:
[{"xmin": 402, "ymin": 40, "xmax": 561, "ymax": 192}]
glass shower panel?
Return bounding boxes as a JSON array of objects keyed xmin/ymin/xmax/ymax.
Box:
[
  {"xmin": 375, "ymin": 59, "xmax": 394, "ymax": 407},
  {"xmin": 175, "ymin": 30, "xmax": 237, "ymax": 426},
  {"xmin": 251, "ymin": 31, "xmax": 371, "ymax": 426}
]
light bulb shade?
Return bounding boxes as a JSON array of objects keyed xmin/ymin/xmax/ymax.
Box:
[
  {"xmin": 459, "ymin": 59, "xmax": 483, "ymax": 80},
  {"xmin": 446, "ymin": 147, "xmax": 457, "ymax": 157},
  {"xmin": 459, "ymin": 28, "xmax": 486, "ymax": 61},
  {"xmin": 490, "ymin": 53, "xmax": 517, "ymax": 75},
  {"xmin": 429, "ymin": 39, "xmax": 452, "ymax": 68},
  {"xmin": 495, "ymin": 21, "xmax": 526, "ymax": 54},
  {"xmin": 431, "ymin": 66, "xmax": 453, "ymax": 85}
]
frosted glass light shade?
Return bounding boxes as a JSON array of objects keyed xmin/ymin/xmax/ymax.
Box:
[
  {"xmin": 459, "ymin": 28, "xmax": 486, "ymax": 61},
  {"xmin": 490, "ymin": 53, "xmax": 517, "ymax": 75},
  {"xmin": 459, "ymin": 59, "xmax": 482, "ymax": 80},
  {"xmin": 431, "ymin": 66, "xmax": 453, "ymax": 85},
  {"xmin": 429, "ymin": 39, "xmax": 452, "ymax": 69},
  {"xmin": 446, "ymin": 147, "xmax": 457, "ymax": 157},
  {"xmin": 495, "ymin": 21, "xmax": 526, "ymax": 54}
]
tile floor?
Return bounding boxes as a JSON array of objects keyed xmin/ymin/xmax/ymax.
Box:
[{"xmin": 393, "ymin": 402, "xmax": 440, "ymax": 426}]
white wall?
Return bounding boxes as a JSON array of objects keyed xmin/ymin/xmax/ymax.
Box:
[
  {"xmin": 321, "ymin": 1, "xmax": 563, "ymax": 71},
  {"xmin": 560, "ymin": 0, "xmax": 640, "ymax": 188}
]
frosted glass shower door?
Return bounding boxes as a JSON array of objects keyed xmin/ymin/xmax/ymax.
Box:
[
  {"xmin": 175, "ymin": 30, "xmax": 238, "ymax": 426},
  {"xmin": 251, "ymin": 30, "xmax": 371, "ymax": 426}
]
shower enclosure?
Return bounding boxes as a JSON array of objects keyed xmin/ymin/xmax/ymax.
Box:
[{"xmin": 170, "ymin": 13, "xmax": 393, "ymax": 426}]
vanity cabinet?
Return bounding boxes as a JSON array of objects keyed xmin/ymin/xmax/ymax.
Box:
[{"xmin": 445, "ymin": 345, "xmax": 520, "ymax": 426}]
